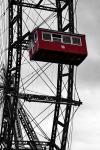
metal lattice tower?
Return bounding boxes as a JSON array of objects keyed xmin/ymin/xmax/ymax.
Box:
[{"xmin": 0, "ymin": 0, "xmax": 82, "ymax": 150}]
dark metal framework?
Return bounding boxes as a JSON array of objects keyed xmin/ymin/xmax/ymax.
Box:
[{"xmin": 0, "ymin": 0, "xmax": 82, "ymax": 150}]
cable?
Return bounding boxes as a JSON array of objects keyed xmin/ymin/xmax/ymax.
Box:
[
  {"xmin": 20, "ymin": 101, "xmax": 53, "ymax": 141},
  {"xmin": 22, "ymin": 102, "xmax": 50, "ymax": 140},
  {"xmin": 20, "ymin": 63, "xmax": 50, "ymax": 89},
  {"xmin": 34, "ymin": 61, "xmax": 56, "ymax": 90},
  {"xmin": 21, "ymin": 55, "xmax": 55, "ymax": 95},
  {"xmin": 22, "ymin": 7, "xmax": 31, "ymax": 33},
  {"xmin": 26, "ymin": 0, "xmax": 54, "ymax": 29}
]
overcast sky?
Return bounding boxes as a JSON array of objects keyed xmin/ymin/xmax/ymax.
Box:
[{"xmin": 71, "ymin": 1, "xmax": 100, "ymax": 150}]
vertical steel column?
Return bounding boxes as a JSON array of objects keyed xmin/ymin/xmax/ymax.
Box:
[
  {"xmin": 11, "ymin": 0, "xmax": 22, "ymax": 119},
  {"xmin": 49, "ymin": 1, "xmax": 63, "ymax": 149},
  {"xmin": 4, "ymin": 0, "xmax": 22, "ymax": 149},
  {"xmin": 0, "ymin": 0, "xmax": 14, "ymax": 148},
  {"xmin": 7, "ymin": 0, "xmax": 13, "ymax": 76},
  {"xmin": 9, "ymin": 0, "xmax": 22, "ymax": 149},
  {"xmin": 61, "ymin": 0, "xmax": 74, "ymax": 149},
  {"xmin": 50, "ymin": 0, "xmax": 75, "ymax": 150}
]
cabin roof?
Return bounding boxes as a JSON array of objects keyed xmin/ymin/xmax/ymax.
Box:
[{"xmin": 31, "ymin": 28, "xmax": 85, "ymax": 37}]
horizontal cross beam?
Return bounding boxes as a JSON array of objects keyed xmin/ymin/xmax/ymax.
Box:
[
  {"xmin": 18, "ymin": 93, "xmax": 82, "ymax": 106},
  {"xmin": 14, "ymin": 1, "xmax": 57, "ymax": 12},
  {"xmin": 12, "ymin": 140, "xmax": 50, "ymax": 146},
  {"xmin": 12, "ymin": 140, "xmax": 60, "ymax": 150}
]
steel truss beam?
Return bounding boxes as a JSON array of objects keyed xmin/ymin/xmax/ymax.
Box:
[
  {"xmin": 12, "ymin": 141, "xmax": 50, "ymax": 149},
  {"xmin": 14, "ymin": 1, "xmax": 57, "ymax": 12},
  {"xmin": 0, "ymin": 1, "xmax": 14, "ymax": 148},
  {"xmin": 18, "ymin": 102, "xmax": 43, "ymax": 150},
  {"xmin": 1, "ymin": 85, "xmax": 82, "ymax": 106},
  {"xmin": 49, "ymin": 1, "xmax": 63, "ymax": 150},
  {"xmin": 49, "ymin": 0, "xmax": 75, "ymax": 150},
  {"xmin": 18, "ymin": 93, "xmax": 82, "ymax": 106},
  {"xmin": 13, "ymin": 0, "xmax": 70, "ymax": 12},
  {"xmin": 61, "ymin": 0, "xmax": 75, "ymax": 149},
  {"xmin": 1, "ymin": 0, "xmax": 22, "ymax": 149}
]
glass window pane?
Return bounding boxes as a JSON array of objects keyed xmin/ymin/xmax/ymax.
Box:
[
  {"xmin": 63, "ymin": 36, "xmax": 71, "ymax": 44},
  {"xmin": 52, "ymin": 34, "xmax": 61, "ymax": 42},
  {"xmin": 72, "ymin": 37, "xmax": 81, "ymax": 45},
  {"xmin": 53, "ymin": 37, "xmax": 61, "ymax": 42},
  {"xmin": 43, "ymin": 32, "xmax": 51, "ymax": 41}
]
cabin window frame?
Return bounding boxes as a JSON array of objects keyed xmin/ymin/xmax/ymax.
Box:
[
  {"xmin": 42, "ymin": 31, "xmax": 82, "ymax": 46},
  {"xmin": 52, "ymin": 33, "xmax": 62, "ymax": 43},
  {"xmin": 71, "ymin": 36, "xmax": 82, "ymax": 46},
  {"xmin": 62, "ymin": 35, "xmax": 71, "ymax": 44},
  {"xmin": 42, "ymin": 32, "xmax": 51, "ymax": 41}
]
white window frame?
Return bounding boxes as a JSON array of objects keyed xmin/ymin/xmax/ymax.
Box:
[
  {"xmin": 52, "ymin": 33, "xmax": 62, "ymax": 43},
  {"xmin": 62, "ymin": 35, "xmax": 71, "ymax": 44},
  {"xmin": 42, "ymin": 32, "xmax": 51, "ymax": 41},
  {"xmin": 71, "ymin": 36, "xmax": 82, "ymax": 46}
]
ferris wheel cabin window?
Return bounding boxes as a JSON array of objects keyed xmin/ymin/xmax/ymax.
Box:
[
  {"xmin": 63, "ymin": 35, "xmax": 71, "ymax": 44},
  {"xmin": 52, "ymin": 34, "xmax": 61, "ymax": 42},
  {"xmin": 43, "ymin": 32, "xmax": 51, "ymax": 41},
  {"xmin": 72, "ymin": 37, "xmax": 81, "ymax": 46}
]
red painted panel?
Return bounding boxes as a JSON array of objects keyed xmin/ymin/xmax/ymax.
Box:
[
  {"xmin": 38, "ymin": 29, "xmax": 87, "ymax": 54},
  {"xmin": 29, "ymin": 28, "xmax": 87, "ymax": 65}
]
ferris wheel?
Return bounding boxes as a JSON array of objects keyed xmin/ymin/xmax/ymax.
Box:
[{"xmin": 0, "ymin": 0, "xmax": 87, "ymax": 150}]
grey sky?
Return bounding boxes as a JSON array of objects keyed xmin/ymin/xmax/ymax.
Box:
[{"xmin": 71, "ymin": 1, "xmax": 100, "ymax": 150}]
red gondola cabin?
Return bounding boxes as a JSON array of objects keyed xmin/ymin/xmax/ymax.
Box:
[{"xmin": 29, "ymin": 28, "xmax": 87, "ymax": 66}]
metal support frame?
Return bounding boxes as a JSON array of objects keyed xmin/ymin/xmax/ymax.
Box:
[
  {"xmin": 0, "ymin": 0, "xmax": 81, "ymax": 150},
  {"xmin": 8, "ymin": 93, "xmax": 81, "ymax": 106},
  {"xmin": 49, "ymin": 0, "xmax": 75, "ymax": 150},
  {"xmin": 18, "ymin": 102, "xmax": 43, "ymax": 150},
  {"xmin": 61, "ymin": 1, "xmax": 75, "ymax": 149},
  {"xmin": 49, "ymin": 1, "xmax": 63, "ymax": 149},
  {"xmin": 8, "ymin": 0, "xmax": 22, "ymax": 148},
  {"xmin": 1, "ymin": 0, "xmax": 22, "ymax": 149},
  {"xmin": 0, "ymin": 0, "xmax": 14, "ymax": 148},
  {"xmin": 14, "ymin": 1, "xmax": 57, "ymax": 12}
]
